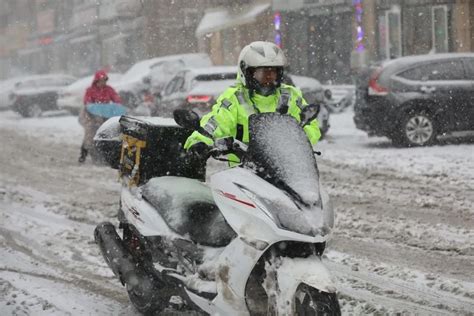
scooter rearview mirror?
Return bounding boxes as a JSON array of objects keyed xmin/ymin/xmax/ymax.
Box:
[
  {"xmin": 173, "ymin": 109, "xmax": 201, "ymax": 130},
  {"xmin": 300, "ymin": 103, "xmax": 320, "ymax": 127}
]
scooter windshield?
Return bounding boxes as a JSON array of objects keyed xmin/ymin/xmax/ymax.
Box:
[{"xmin": 246, "ymin": 113, "xmax": 321, "ymax": 208}]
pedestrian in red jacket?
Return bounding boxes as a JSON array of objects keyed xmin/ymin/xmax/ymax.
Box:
[
  {"xmin": 83, "ymin": 70, "xmax": 122, "ymax": 105},
  {"xmin": 78, "ymin": 70, "xmax": 122, "ymax": 163}
]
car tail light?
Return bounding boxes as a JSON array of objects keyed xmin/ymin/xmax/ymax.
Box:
[
  {"xmin": 187, "ymin": 95, "xmax": 212, "ymax": 103},
  {"xmin": 368, "ymin": 68, "xmax": 389, "ymax": 96}
]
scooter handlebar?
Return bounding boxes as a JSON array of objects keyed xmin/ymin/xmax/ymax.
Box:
[{"xmin": 206, "ymin": 138, "xmax": 248, "ymax": 161}]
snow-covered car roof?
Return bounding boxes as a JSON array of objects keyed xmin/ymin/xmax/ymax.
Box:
[
  {"xmin": 371, "ymin": 52, "xmax": 474, "ymax": 84},
  {"xmin": 161, "ymin": 67, "xmax": 237, "ymax": 101},
  {"xmin": 378, "ymin": 52, "xmax": 474, "ymax": 71},
  {"xmin": 14, "ymin": 74, "xmax": 77, "ymax": 90},
  {"xmin": 122, "ymin": 53, "xmax": 212, "ymax": 83},
  {"xmin": 11, "ymin": 74, "xmax": 77, "ymax": 96}
]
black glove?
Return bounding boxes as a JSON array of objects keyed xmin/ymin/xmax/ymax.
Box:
[{"xmin": 187, "ymin": 142, "xmax": 210, "ymax": 160}]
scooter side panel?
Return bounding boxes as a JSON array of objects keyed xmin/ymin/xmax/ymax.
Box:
[
  {"xmin": 210, "ymin": 168, "xmax": 328, "ymax": 244},
  {"xmin": 212, "ymin": 237, "xmax": 264, "ymax": 315},
  {"xmin": 121, "ymin": 187, "xmax": 181, "ymax": 238}
]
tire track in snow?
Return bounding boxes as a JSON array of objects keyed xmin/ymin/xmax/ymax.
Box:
[
  {"xmin": 0, "ymin": 267, "xmax": 128, "ymax": 304},
  {"xmin": 329, "ymin": 261, "xmax": 474, "ymax": 314},
  {"xmin": 0, "ymin": 271, "xmax": 134, "ymax": 315},
  {"xmin": 0, "ymin": 228, "xmax": 127, "ymax": 302},
  {"xmin": 0, "ymin": 215, "xmax": 128, "ymax": 302},
  {"xmin": 337, "ymin": 287, "xmax": 452, "ymax": 315}
]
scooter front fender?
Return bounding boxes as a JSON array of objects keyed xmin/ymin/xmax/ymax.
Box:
[{"xmin": 274, "ymin": 256, "xmax": 337, "ymax": 313}]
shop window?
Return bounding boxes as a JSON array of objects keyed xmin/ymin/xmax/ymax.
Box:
[
  {"xmin": 386, "ymin": 9, "xmax": 402, "ymax": 59},
  {"xmin": 379, "ymin": 7, "xmax": 401, "ymax": 60},
  {"xmin": 432, "ymin": 6, "xmax": 448, "ymax": 53},
  {"xmin": 377, "ymin": 14, "xmax": 387, "ymax": 59}
]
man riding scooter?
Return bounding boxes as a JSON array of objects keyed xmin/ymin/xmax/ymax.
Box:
[{"xmin": 93, "ymin": 42, "xmax": 339, "ymax": 315}]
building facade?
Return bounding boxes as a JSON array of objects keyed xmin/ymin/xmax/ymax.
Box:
[
  {"xmin": 1, "ymin": 0, "xmax": 472, "ymax": 81},
  {"xmin": 0, "ymin": 0, "xmax": 231, "ymax": 79},
  {"xmin": 352, "ymin": 0, "xmax": 473, "ymax": 72},
  {"xmin": 273, "ymin": 0, "xmax": 356, "ymax": 84},
  {"xmin": 273, "ymin": 0, "xmax": 473, "ymax": 83},
  {"xmin": 195, "ymin": 0, "xmax": 274, "ymax": 65},
  {"xmin": 371, "ymin": 0, "xmax": 460, "ymax": 60}
]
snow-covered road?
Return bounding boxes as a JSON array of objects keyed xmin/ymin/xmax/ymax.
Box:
[{"xmin": 0, "ymin": 109, "xmax": 473, "ymax": 315}]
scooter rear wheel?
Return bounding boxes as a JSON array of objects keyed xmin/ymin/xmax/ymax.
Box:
[
  {"xmin": 126, "ymin": 281, "xmax": 167, "ymax": 314},
  {"xmin": 294, "ymin": 284, "xmax": 341, "ymax": 316},
  {"xmin": 122, "ymin": 225, "xmax": 170, "ymax": 314}
]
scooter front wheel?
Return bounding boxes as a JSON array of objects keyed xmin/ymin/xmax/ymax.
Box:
[{"xmin": 294, "ymin": 284, "xmax": 341, "ymax": 316}]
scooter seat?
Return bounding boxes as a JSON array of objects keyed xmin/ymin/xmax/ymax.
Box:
[{"xmin": 141, "ymin": 176, "xmax": 236, "ymax": 247}]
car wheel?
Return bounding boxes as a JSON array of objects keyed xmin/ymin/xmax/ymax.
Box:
[{"xmin": 394, "ymin": 110, "xmax": 436, "ymax": 147}]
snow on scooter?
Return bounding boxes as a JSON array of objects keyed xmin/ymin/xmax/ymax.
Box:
[{"xmin": 93, "ymin": 105, "xmax": 340, "ymax": 315}]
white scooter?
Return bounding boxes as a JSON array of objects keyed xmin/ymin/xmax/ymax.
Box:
[{"xmin": 94, "ymin": 106, "xmax": 340, "ymax": 315}]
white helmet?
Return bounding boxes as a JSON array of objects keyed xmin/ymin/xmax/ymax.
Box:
[{"xmin": 238, "ymin": 41, "xmax": 287, "ymax": 95}]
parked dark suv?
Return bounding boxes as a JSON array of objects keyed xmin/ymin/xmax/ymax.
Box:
[{"xmin": 354, "ymin": 53, "xmax": 474, "ymax": 146}]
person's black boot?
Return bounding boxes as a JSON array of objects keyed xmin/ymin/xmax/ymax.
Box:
[{"xmin": 78, "ymin": 147, "xmax": 88, "ymax": 163}]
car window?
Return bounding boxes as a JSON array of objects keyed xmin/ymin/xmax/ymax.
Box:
[
  {"xmin": 164, "ymin": 76, "xmax": 185, "ymax": 95},
  {"xmin": 190, "ymin": 73, "xmax": 236, "ymax": 89},
  {"xmin": 194, "ymin": 73, "xmax": 236, "ymax": 81},
  {"xmin": 164, "ymin": 77, "xmax": 179, "ymax": 96},
  {"xmin": 398, "ymin": 60, "xmax": 466, "ymax": 81},
  {"xmin": 173, "ymin": 76, "xmax": 185, "ymax": 93}
]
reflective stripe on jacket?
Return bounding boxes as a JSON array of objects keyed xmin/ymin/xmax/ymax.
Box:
[{"xmin": 183, "ymin": 83, "xmax": 321, "ymax": 149}]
